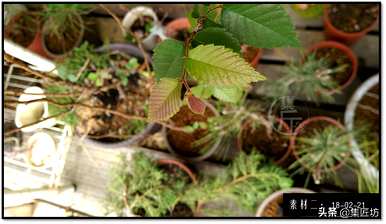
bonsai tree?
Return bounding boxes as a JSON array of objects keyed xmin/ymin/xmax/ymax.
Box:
[
  {"xmin": 289, "ymin": 126, "xmax": 352, "ymax": 185},
  {"xmin": 180, "ymin": 151, "xmax": 293, "ymax": 216},
  {"xmin": 262, "ymin": 53, "xmax": 348, "ymax": 103},
  {"xmin": 149, "ymin": 4, "xmax": 300, "ymax": 121},
  {"xmin": 105, "ymin": 152, "xmax": 193, "ymax": 217}
]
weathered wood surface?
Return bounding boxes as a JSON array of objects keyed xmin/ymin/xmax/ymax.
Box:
[{"xmin": 59, "ymin": 139, "xmax": 224, "ymax": 216}]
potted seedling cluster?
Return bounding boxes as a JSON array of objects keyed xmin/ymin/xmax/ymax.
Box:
[
  {"xmin": 43, "ymin": 42, "xmax": 156, "ymax": 147},
  {"xmin": 106, "ymin": 151, "xmax": 293, "ymax": 217}
]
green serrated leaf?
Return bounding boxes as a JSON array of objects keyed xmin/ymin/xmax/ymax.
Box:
[
  {"xmin": 191, "ymin": 85, "xmax": 213, "ymax": 99},
  {"xmin": 193, "ymin": 27, "xmax": 241, "ymax": 53},
  {"xmin": 153, "ymin": 39, "xmax": 185, "ymax": 81},
  {"xmin": 213, "ymin": 86, "xmax": 243, "ymax": 103},
  {"xmin": 186, "ymin": 44, "xmax": 266, "ymax": 88},
  {"xmin": 149, "ymin": 78, "xmax": 182, "ymax": 121},
  {"xmin": 221, "ymin": 4, "xmax": 300, "ymax": 48}
]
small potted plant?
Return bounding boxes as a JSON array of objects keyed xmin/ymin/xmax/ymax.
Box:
[
  {"xmin": 163, "ymin": 102, "xmax": 222, "ymax": 162},
  {"xmin": 181, "ymin": 151, "xmax": 293, "ymax": 217},
  {"xmin": 261, "ymin": 48, "xmax": 353, "ymax": 103},
  {"xmin": 4, "ymin": 4, "xmax": 46, "ymax": 57},
  {"xmin": 41, "ymin": 4, "xmax": 90, "ymax": 59},
  {"xmin": 289, "ymin": 116, "xmax": 352, "ymax": 185},
  {"xmin": 255, "ymin": 187, "xmax": 314, "ymax": 217},
  {"xmin": 149, "ymin": 3, "xmax": 299, "ymax": 127},
  {"xmin": 323, "ymin": 4, "xmax": 379, "ymax": 44},
  {"xmin": 46, "ymin": 42, "xmax": 155, "ymax": 148},
  {"xmin": 290, "ymin": 4, "xmax": 324, "ymax": 19},
  {"xmin": 105, "ymin": 152, "xmax": 196, "ymax": 217}
]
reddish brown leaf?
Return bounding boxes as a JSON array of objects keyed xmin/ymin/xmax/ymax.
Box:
[{"xmin": 187, "ymin": 94, "xmax": 206, "ymax": 115}]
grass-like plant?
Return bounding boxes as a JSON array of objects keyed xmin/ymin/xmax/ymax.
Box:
[
  {"xmin": 181, "ymin": 151, "xmax": 293, "ymax": 216},
  {"xmin": 262, "ymin": 53, "xmax": 348, "ymax": 103},
  {"xmin": 105, "ymin": 152, "xmax": 190, "ymax": 217},
  {"xmin": 289, "ymin": 125, "xmax": 352, "ymax": 185}
]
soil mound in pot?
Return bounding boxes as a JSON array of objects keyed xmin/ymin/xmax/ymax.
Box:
[
  {"xmin": 167, "ymin": 105, "xmax": 215, "ymax": 158},
  {"xmin": 328, "ymin": 4, "xmax": 379, "ymax": 33},
  {"xmin": 314, "ymin": 47, "xmax": 352, "ymax": 87},
  {"xmin": 76, "ymin": 73, "xmax": 151, "ymax": 143},
  {"xmin": 240, "ymin": 119, "xmax": 289, "ymax": 162}
]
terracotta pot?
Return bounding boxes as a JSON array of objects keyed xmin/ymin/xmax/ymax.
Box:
[
  {"xmin": 165, "ymin": 17, "xmax": 191, "ymax": 38},
  {"xmin": 157, "ymin": 158, "xmax": 197, "ymax": 184},
  {"xmin": 289, "ymin": 116, "xmax": 348, "ymax": 173},
  {"xmin": 323, "ymin": 5, "xmax": 379, "ymax": 45},
  {"xmin": 308, "ymin": 40, "xmax": 358, "ymax": 94},
  {"xmin": 163, "ymin": 102, "xmax": 222, "ymax": 162},
  {"xmin": 5, "ymin": 10, "xmax": 47, "ymax": 58},
  {"xmin": 237, "ymin": 116, "xmax": 292, "ymax": 166},
  {"xmin": 27, "ymin": 31, "xmax": 49, "ymax": 58},
  {"xmin": 256, "ymin": 188, "xmax": 314, "ymax": 217},
  {"xmin": 41, "ymin": 13, "xmax": 85, "ymax": 60}
]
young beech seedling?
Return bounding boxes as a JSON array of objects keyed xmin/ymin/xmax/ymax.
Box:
[{"xmin": 149, "ymin": 4, "xmax": 300, "ymax": 121}]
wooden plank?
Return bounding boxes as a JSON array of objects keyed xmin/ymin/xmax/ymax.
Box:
[{"xmin": 260, "ymin": 30, "xmax": 379, "ymax": 68}]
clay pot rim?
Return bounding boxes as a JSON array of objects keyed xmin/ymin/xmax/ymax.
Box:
[
  {"xmin": 165, "ymin": 17, "xmax": 191, "ymax": 38},
  {"xmin": 307, "ymin": 40, "xmax": 358, "ymax": 94},
  {"xmin": 323, "ymin": 5, "xmax": 379, "ymax": 38},
  {"xmin": 237, "ymin": 115, "xmax": 292, "ymax": 166},
  {"xmin": 289, "ymin": 116, "xmax": 349, "ymax": 172},
  {"xmin": 41, "ymin": 12, "xmax": 85, "ymax": 59},
  {"xmin": 163, "ymin": 101, "xmax": 222, "ymax": 162},
  {"xmin": 157, "ymin": 158, "xmax": 197, "ymax": 185}
]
